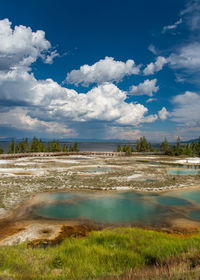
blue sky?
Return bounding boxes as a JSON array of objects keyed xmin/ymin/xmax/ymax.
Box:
[{"xmin": 0, "ymin": 0, "xmax": 200, "ymax": 141}]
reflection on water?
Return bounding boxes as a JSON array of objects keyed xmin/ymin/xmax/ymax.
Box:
[{"xmin": 30, "ymin": 190, "xmax": 200, "ymax": 225}]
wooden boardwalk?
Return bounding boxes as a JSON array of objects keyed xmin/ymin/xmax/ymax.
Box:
[{"xmin": 0, "ymin": 151, "xmax": 117, "ymax": 159}]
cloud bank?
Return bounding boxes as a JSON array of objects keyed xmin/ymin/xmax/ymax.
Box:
[
  {"xmin": 0, "ymin": 19, "xmax": 160, "ymax": 138},
  {"xmin": 171, "ymin": 91, "xmax": 200, "ymax": 127}
]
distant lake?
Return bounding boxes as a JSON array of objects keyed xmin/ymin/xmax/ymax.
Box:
[{"xmin": 0, "ymin": 141, "xmax": 136, "ymax": 153}]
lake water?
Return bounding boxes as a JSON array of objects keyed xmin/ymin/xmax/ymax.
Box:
[
  {"xmin": 0, "ymin": 141, "xmax": 136, "ymax": 153},
  {"xmin": 30, "ymin": 190, "xmax": 200, "ymax": 226}
]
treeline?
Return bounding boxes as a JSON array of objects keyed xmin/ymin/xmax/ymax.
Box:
[
  {"xmin": 116, "ymin": 144, "xmax": 135, "ymax": 155},
  {"xmin": 7, "ymin": 137, "xmax": 79, "ymax": 154},
  {"xmin": 116, "ymin": 136, "xmax": 200, "ymax": 156},
  {"xmin": 161, "ymin": 137, "xmax": 200, "ymax": 156},
  {"xmin": 116, "ymin": 137, "xmax": 154, "ymax": 155}
]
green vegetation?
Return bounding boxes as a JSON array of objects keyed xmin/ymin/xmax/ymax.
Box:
[
  {"xmin": 7, "ymin": 138, "xmax": 79, "ymax": 153},
  {"xmin": 116, "ymin": 144, "xmax": 135, "ymax": 155},
  {"xmin": 136, "ymin": 137, "xmax": 154, "ymax": 152},
  {"xmin": 161, "ymin": 137, "xmax": 200, "ymax": 156},
  {"xmin": 117, "ymin": 137, "xmax": 154, "ymax": 154},
  {"xmin": 1, "ymin": 228, "xmax": 200, "ymax": 279},
  {"xmin": 0, "ymin": 146, "xmax": 4, "ymax": 154},
  {"xmin": 116, "ymin": 136, "xmax": 200, "ymax": 156}
]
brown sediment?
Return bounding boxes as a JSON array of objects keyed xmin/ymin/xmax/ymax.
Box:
[
  {"xmin": 0, "ymin": 216, "xmax": 199, "ymax": 247},
  {"xmin": 27, "ymin": 224, "xmax": 101, "ymax": 248},
  {"xmin": 27, "ymin": 224, "xmax": 199, "ymax": 249},
  {"xmin": 0, "ymin": 219, "xmax": 25, "ymax": 240},
  {"xmin": 160, "ymin": 227, "xmax": 198, "ymax": 237},
  {"xmin": 12, "ymin": 172, "xmax": 32, "ymax": 175}
]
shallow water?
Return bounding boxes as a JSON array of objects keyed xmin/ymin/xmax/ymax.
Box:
[
  {"xmin": 136, "ymin": 160, "xmax": 200, "ymax": 169},
  {"xmin": 156, "ymin": 196, "xmax": 190, "ymax": 206},
  {"xmin": 30, "ymin": 190, "xmax": 200, "ymax": 225},
  {"xmin": 189, "ymin": 210, "xmax": 200, "ymax": 221},
  {"xmin": 168, "ymin": 169, "xmax": 200, "ymax": 175},
  {"xmin": 80, "ymin": 167, "xmax": 118, "ymax": 173},
  {"xmin": 174, "ymin": 190, "xmax": 200, "ymax": 203},
  {"xmin": 67, "ymin": 157, "xmax": 91, "ymax": 161},
  {"xmin": 34, "ymin": 196, "xmax": 158, "ymax": 223}
]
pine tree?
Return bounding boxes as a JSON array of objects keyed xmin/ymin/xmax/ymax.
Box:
[
  {"xmin": 16, "ymin": 138, "xmax": 29, "ymax": 153},
  {"xmin": 8, "ymin": 138, "xmax": 15, "ymax": 154},
  {"xmin": 122, "ymin": 144, "xmax": 127, "ymax": 152},
  {"xmin": 174, "ymin": 136, "xmax": 182, "ymax": 156},
  {"xmin": 56, "ymin": 141, "xmax": 61, "ymax": 152},
  {"xmin": 131, "ymin": 146, "xmax": 135, "ymax": 153},
  {"xmin": 69, "ymin": 143, "xmax": 73, "ymax": 152},
  {"xmin": 62, "ymin": 144, "xmax": 68, "ymax": 152},
  {"xmin": 116, "ymin": 144, "xmax": 122, "ymax": 152},
  {"xmin": 46, "ymin": 141, "xmax": 51, "ymax": 152},
  {"xmin": 38, "ymin": 139, "xmax": 45, "ymax": 152},
  {"xmin": 73, "ymin": 142, "xmax": 79, "ymax": 152},
  {"xmin": 197, "ymin": 137, "xmax": 200, "ymax": 156},
  {"xmin": 0, "ymin": 147, "xmax": 4, "ymax": 154},
  {"xmin": 136, "ymin": 137, "xmax": 152, "ymax": 152},
  {"xmin": 30, "ymin": 137, "xmax": 39, "ymax": 152},
  {"xmin": 160, "ymin": 138, "xmax": 170, "ymax": 154},
  {"xmin": 51, "ymin": 140, "xmax": 61, "ymax": 152}
]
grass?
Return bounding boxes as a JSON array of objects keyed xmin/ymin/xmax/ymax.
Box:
[{"xmin": 1, "ymin": 228, "xmax": 200, "ymax": 279}]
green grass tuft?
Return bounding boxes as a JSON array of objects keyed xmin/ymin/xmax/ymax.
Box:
[{"xmin": 1, "ymin": 228, "xmax": 200, "ymax": 279}]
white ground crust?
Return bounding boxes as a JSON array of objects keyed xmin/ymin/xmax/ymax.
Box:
[
  {"xmin": 175, "ymin": 157, "xmax": 200, "ymax": 164},
  {"xmin": 0, "ymin": 224, "xmax": 62, "ymax": 246}
]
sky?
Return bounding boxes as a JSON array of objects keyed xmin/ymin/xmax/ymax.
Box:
[{"xmin": 0, "ymin": 0, "xmax": 200, "ymax": 141}]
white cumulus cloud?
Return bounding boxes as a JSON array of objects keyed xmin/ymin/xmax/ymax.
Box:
[
  {"xmin": 0, "ymin": 18, "xmax": 58, "ymax": 71},
  {"xmin": 158, "ymin": 107, "xmax": 170, "ymax": 120},
  {"xmin": 65, "ymin": 56, "xmax": 140, "ymax": 86},
  {"xmin": 0, "ymin": 70, "xmax": 158, "ymax": 128},
  {"xmin": 129, "ymin": 79, "xmax": 159, "ymax": 96},
  {"xmin": 47, "ymin": 83, "xmax": 157, "ymax": 126},
  {"xmin": 143, "ymin": 56, "xmax": 167, "ymax": 75}
]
